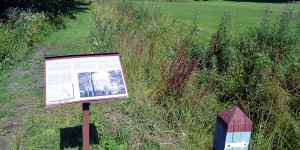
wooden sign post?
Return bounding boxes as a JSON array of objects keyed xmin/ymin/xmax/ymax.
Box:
[
  {"xmin": 44, "ymin": 53, "xmax": 129, "ymax": 150},
  {"xmin": 213, "ymin": 107, "xmax": 252, "ymax": 150},
  {"xmin": 82, "ymin": 103, "xmax": 90, "ymax": 150}
]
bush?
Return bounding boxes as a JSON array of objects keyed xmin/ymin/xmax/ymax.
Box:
[
  {"xmin": 0, "ymin": 0, "xmax": 79, "ymax": 26},
  {"xmin": 212, "ymin": 5, "xmax": 300, "ymax": 149},
  {"xmin": 0, "ymin": 8, "xmax": 52, "ymax": 70}
]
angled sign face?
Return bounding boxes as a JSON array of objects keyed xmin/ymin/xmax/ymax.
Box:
[{"xmin": 44, "ymin": 53, "xmax": 129, "ymax": 107}]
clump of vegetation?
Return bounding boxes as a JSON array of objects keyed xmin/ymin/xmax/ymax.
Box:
[
  {"xmin": 239, "ymin": 6, "xmax": 300, "ymax": 149},
  {"xmin": 0, "ymin": 0, "xmax": 79, "ymax": 26},
  {"xmin": 0, "ymin": 8, "xmax": 52, "ymax": 70},
  {"xmin": 207, "ymin": 5, "xmax": 300, "ymax": 149},
  {"xmin": 89, "ymin": 0, "xmax": 299, "ymax": 149},
  {"xmin": 0, "ymin": 0, "xmax": 85, "ymax": 70}
]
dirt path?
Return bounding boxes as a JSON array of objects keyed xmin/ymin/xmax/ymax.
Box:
[
  {"xmin": 0, "ymin": 45, "xmax": 62, "ymax": 149},
  {"xmin": 0, "ymin": 5, "xmax": 91, "ymax": 149}
]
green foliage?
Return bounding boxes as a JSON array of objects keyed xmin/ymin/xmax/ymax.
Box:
[
  {"xmin": 103, "ymin": 139, "xmax": 126, "ymax": 150},
  {"xmin": 215, "ymin": 11, "xmax": 235, "ymax": 73},
  {"xmin": 212, "ymin": 5, "xmax": 300, "ymax": 149},
  {"xmin": 0, "ymin": 0, "xmax": 82, "ymax": 26},
  {"xmin": 89, "ymin": 1, "xmax": 300, "ymax": 149},
  {"xmin": 144, "ymin": 140, "xmax": 162, "ymax": 149},
  {"xmin": 0, "ymin": 8, "xmax": 52, "ymax": 70},
  {"xmin": 89, "ymin": 17, "xmax": 128, "ymax": 53}
]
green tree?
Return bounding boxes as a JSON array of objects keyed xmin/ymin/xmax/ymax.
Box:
[{"xmin": 1, "ymin": 0, "xmax": 78, "ymax": 25}]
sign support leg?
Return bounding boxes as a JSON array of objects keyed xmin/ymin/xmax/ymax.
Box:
[{"xmin": 82, "ymin": 103, "xmax": 90, "ymax": 150}]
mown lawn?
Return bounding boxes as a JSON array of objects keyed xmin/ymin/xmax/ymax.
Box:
[{"xmin": 152, "ymin": 1, "xmax": 300, "ymax": 34}]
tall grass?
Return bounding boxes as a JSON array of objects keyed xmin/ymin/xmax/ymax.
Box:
[
  {"xmin": 213, "ymin": 5, "xmax": 300, "ymax": 149},
  {"xmin": 89, "ymin": 0, "xmax": 299, "ymax": 149}
]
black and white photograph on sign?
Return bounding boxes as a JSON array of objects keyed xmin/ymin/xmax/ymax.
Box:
[{"xmin": 78, "ymin": 70, "xmax": 126, "ymax": 98}]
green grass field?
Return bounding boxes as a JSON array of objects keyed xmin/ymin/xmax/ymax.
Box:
[{"xmin": 153, "ymin": 1, "xmax": 300, "ymax": 34}]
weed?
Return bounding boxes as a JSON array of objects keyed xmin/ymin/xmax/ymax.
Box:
[
  {"xmin": 234, "ymin": 5, "xmax": 300, "ymax": 149},
  {"xmin": 144, "ymin": 140, "xmax": 162, "ymax": 150},
  {"xmin": 103, "ymin": 139, "xmax": 126, "ymax": 150},
  {"xmin": 161, "ymin": 46, "xmax": 200, "ymax": 102}
]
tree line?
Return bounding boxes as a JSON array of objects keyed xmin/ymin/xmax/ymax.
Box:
[{"xmin": 1, "ymin": 0, "xmax": 81, "ymax": 25}]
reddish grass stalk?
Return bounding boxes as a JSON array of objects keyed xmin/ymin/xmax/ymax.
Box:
[
  {"xmin": 211, "ymin": 33, "xmax": 218, "ymax": 54},
  {"xmin": 10, "ymin": 13, "xmax": 20, "ymax": 31},
  {"xmin": 161, "ymin": 46, "xmax": 200, "ymax": 103}
]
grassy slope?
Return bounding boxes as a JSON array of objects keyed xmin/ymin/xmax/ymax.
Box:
[{"xmin": 153, "ymin": 1, "xmax": 300, "ymax": 34}]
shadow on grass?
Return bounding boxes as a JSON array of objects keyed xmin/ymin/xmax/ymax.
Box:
[
  {"xmin": 56, "ymin": 1, "xmax": 91, "ymax": 26},
  {"xmin": 74, "ymin": 1, "xmax": 92, "ymax": 13},
  {"xmin": 60, "ymin": 123, "xmax": 99, "ymax": 149}
]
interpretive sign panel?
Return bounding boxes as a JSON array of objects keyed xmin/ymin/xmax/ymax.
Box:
[{"xmin": 45, "ymin": 53, "xmax": 129, "ymax": 106}]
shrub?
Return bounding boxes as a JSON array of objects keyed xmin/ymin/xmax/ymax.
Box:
[
  {"xmin": 204, "ymin": 5, "xmax": 299, "ymax": 149},
  {"xmin": 233, "ymin": 5, "xmax": 300, "ymax": 149},
  {"xmin": 0, "ymin": 0, "xmax": 79, "ymax": 26},
  {"xmin": 0, "ymin": 8, "xmax": 52, "ymax": 70}
]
